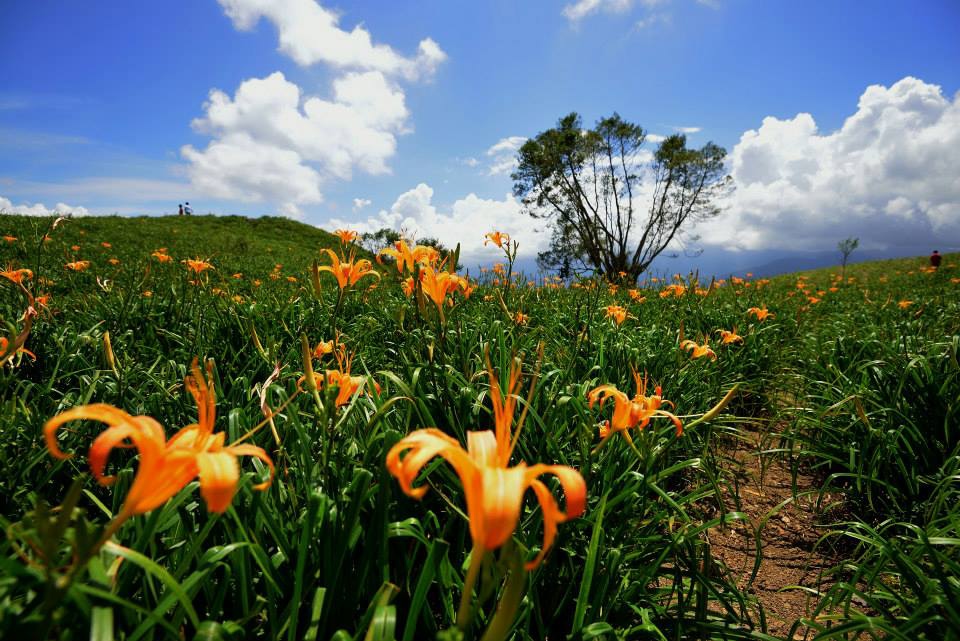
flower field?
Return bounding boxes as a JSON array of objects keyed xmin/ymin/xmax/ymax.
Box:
[{"xmin": 1, "ymin": 214, "xmax": 958, "ymax": 640}]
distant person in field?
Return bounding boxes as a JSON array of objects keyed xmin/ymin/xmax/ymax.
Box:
[
  {"xmin": 930, "ymin": 250, "xmax": 942, "ymax": 269},
  {"xmin": 178, "ymin": 204, "xmax": 184, "ymax": 216},
  {"xmin": 184, "ymin": 202, "xmax": 193, "ymax": 216}
]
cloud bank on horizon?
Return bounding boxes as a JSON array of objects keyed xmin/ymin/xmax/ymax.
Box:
[
  {"xmin": 702, "ymin": 76, "xmax": 960, "ymax": 253},
  {"xmin": 327, "ymin": 76, "xmax": 960, "ymax": 262}
]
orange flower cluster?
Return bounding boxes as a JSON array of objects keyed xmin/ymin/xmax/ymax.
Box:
[
  {"xmin": 44, "ymin": 359, "xmax": 274, "ymax": 517},
  {"xmin": 588, "ymin": 371, "xmax": 683, "ymax": 448}
]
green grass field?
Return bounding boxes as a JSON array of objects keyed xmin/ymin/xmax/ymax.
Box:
[{"xmin": 1, "ymin": 213, "xmax": 958, "ymax": 641}]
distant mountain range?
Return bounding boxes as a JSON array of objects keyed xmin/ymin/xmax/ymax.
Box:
[{"xmin": 468, "ymin": 246, "xmax": 944, "ymax": 281}]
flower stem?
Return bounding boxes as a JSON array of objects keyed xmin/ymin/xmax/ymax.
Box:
[{"xmin": 456, "ymin": 544, "xmax": 485, "ymax": 630}]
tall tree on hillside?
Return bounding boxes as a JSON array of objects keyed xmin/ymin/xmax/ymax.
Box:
[{"xmin": 512, "ymin": 112, "xmax": 731, "ymax": 280}]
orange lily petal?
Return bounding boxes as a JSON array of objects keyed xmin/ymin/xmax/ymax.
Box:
[{"xmin": 196, "ymin": 451, "xmax": 240, "ymax": 513}]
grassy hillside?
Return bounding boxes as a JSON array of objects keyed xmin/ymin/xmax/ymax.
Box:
[
  {"xmin": 0, "ymin": 213, "xmax": 366, "ymax": 279},
  {"xmin": 1, "ymin": 214, "xmax": 958, "ymax": 640}
]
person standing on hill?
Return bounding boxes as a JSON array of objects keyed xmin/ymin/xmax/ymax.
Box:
[
  {"xmin": 930, "ymin": 250, "xmax": 942, "ymax": 269},
  {"xmin": 184, "ymin": 202, "xmax": 193, "ymax": 216},
  {"xmin": 178, "ymin": 204, "xmax": 184, "ymax": 216}
]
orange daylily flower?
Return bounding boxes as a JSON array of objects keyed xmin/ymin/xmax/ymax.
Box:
[
  {"xmin": 71, "ymin": 245, "xmax": 81, "ymax": 252},
  {"xmin": 513, "ymin": 311, "xmax": 529, "ymax": 325},
  {"xmin": 659, "ymin": 284, "xmax": 686, "ymax": 298},
  {"xmin": 1, "ymin": 266, "xmax": 33, "ymax": 285},
  {"xmin": 1, "ymin": 305, "xmax": 38, "ymax": 366},
  {"xmin": 312, "ymin": 340, "xmax": 336, "ymax": 358},
  {"xmin": 232, "ymin": 273, "xmax": 243, "ymax": 279},
  {"xmin": 152, "ymin": 251, "xmax": 173, "ymax": 263},
  {"xmin": 387, "ymin": 359, "xmax": 586, "ymax": 569},
  {"xmin": 897, "ymin": 300, "xmax": 913, "ymax": 309},
  {"xmin": 3, "ymin": 235, "xmax": 16, "ymax": 243},
  {"xmin": 182, "ymin": 258, "xmax": 214, "ymax": 274},
  {"xmin": 419, "ymin": 266, "xmax": 467, "ymax": 310},
  {"xmin": 747, "ymin": 306, "xmax": 774, "ymax": 322},
  {"xmin": 680, "ymin": 339, "xmax": 717, "ymax": 361},
  {"xmin": 44, "ymin": 359, "xmax": 275, "ymax": 517},
  {"xmin": 334, "ymin": 229, "xmax": 359, "ymax": 244},
  {"xmin": 378, "ymin": 240, "xmax": 415, "ymax": 274},
  {"xmin": 411, "ymin": 244, "xmax": 440, "ymax": 267},
  {"xmin": 299, "ymin": 349, "xmax": 376, "ymax": 407},
  {"xmin": 318, "ymin": 249, "xmax": 379, "ymax": 290},
  {"xmin": 587, "ymin": 371, "xmax": 683, "ymax": 448},
  {"xmin": 401, "ymin": 275, "xmax": 415, "ymax": 297},
  {"xmin": 628, "ymin": 289, "xmax": 646, "ymax": 302},
  {"xmin": 101, "ymin": 242, "xmax": 112, "ymax": 248},
  {"xmin": 65, "ymin": 260, "xmax": 91, "ymax": 272},
  {"xmin": 604, "ymin": 304, "xmax": 628, "ymax": 326},
  {"xmin": 484, "ymin": 231, "xmax": 510, "ymax": 249},
  {"xmin": 715, "ymin": 329, "xmax": 744, "ymax": 345},
  {"xmin": 108, "ymin": 258, "xmax": 120, "ymax": 266}
]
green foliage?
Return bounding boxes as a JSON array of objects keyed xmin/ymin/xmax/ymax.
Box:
[{"xmin": 0, "ymin": 214, "xmax": 958, "ymax": 640}]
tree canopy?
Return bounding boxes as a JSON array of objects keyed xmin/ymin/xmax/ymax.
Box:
[{"xmin": 512, "ymin": 112, "xmax": 731, "ymax": 280}]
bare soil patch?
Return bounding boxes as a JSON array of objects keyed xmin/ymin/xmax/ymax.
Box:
[{"xmin": 703, "ymin": 423, "xmax": 845, "ymax": 639}]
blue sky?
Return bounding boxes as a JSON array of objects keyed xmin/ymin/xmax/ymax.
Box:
[{"xmin": 2, "ymin": 0, "xmax": 958, "ymax": 266}]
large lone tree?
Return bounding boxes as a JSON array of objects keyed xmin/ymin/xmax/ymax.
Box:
[{"xmin": 512, "ymin": 112, "xmax": 731, "ymax": 280}]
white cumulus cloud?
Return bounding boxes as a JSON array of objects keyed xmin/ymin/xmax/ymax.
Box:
[
  {"xmin": 352, "ymin": 197, "xmax": 372, "ymax": 212},
  {"xmin": 700, "ymin": 76, "xmax": 960, "ymax": 251},
  {"xmin": 326, "ymin": 183, "xmax": 545, "ymax": 263},
  {"xmin": 563, "ymin": 0, "xmax": 634, "ymax": 22},
  {"xmin": 218, "ymin": 0, "xmax": 446, "ymax": 81},
  {"xmin": 486, "ymin": 136, "xmax": 527, "ymax": 176},
  {"xmin": 0, "ymin": 195, "xmax": 89, "ymax": 217},
  {"xmin": 181, "ymin": 71, "xmax": 409, "ymax": 217}
]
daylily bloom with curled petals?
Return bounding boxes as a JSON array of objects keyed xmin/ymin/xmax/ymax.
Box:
[
  {"xmin": 715, "ymin": 328, "xmax": 744, "ymax": 345},
  {"xmin": 401, "ymin": 275, "xmax": 415, "ymax": 297},
  {"xmin": 419, "ymin": 266, "xmax": 466, "ymax": 311},
  {"xmin": 587, "ymin": 371, "xmax": 683, "ymax": 448},
  {"xmin": 299, "ymin": 349, "xmax": 377, "ymax": 407},
  {"xmin": 44, "ymin": 359, "xmax": 274, "ymax": 517},
  {"xmin": 1, "ymin": 266, "xmax": 32, "ymax": 285},
  {"xmin": 604, "ymin": 304, "xmax": 628, "ymax": 326},
  {"xmin": 484, "ymin": 231, "xmax": 510, "ymax": 249},
  {"xmin": 680, "ymin": 339, "xmax": 717, "ymax": 361},
  {"xmin": 628, "ymin": 289, "xmax": 646, "ymax": 302},
  {"xmin": 108, "ymin": 258, "xmax": 120, "ymax": 266},
  {"xmin": 3, "ymin": 235, "xmax": 16, "ymax": 243},
  {"xmin": 898, "ymin": 300, "xmax": 913, "ymax": 309},
  {"xmin": 65, "ymin": 260, "xmax": 91, "ymax": 272},
  {"xmin": 387, "ymin": 359, "xmax": 586, "ymax": 570},
  {"xmin": 513, "ymin": 311, "xmax": 529, "ymax": 325},
  {"xmin": 152, "ymin": 251, "xmax": 172, "ymax": 263},
  {"xmin": 377, "ymin": 240, "xmax": 415, "ymax": 274},
  {"xmin": 182, "ymin": 258, "xmax": 214, "ymax": 274},
  {"xmin": 334, "ymin": 229, "xmax": 359, "ymax": 244},
  {"xmin": 747, "ymin": 306, "xmax": 774, "ymax": 322},
  {"xmin": 1, "ymin": 305, "xmax": 38, "ymax": 366},
  {"xmin": 318, "ymin": 249, "xmax": 379, "ymax": 290},
  {"xmin": 659, "ymin": 284, "xmax": 686, "ymax": 298}
]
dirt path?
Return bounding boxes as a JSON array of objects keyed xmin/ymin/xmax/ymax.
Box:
[{"xmin": 704, "ymin": 422, "xmax": 841, "ymax": 639}]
